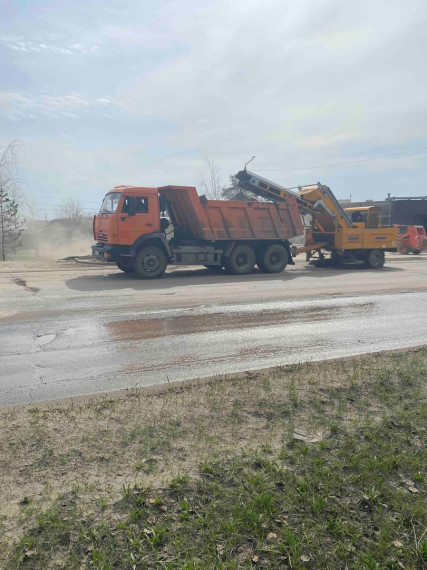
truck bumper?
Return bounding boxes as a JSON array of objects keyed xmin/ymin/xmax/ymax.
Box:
[{"xmin": 92, "ymin": 243, "xmax": 117, "ymax": 262}]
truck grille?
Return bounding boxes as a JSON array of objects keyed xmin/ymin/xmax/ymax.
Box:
[{"xmin": 97, "ymin": 231, "xmax": 109, "ymax": 243}]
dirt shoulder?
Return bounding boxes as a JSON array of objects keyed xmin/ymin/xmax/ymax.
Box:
[{"xmin": 1, "ymin": 348, "xmax": 426, "ymax": 568}]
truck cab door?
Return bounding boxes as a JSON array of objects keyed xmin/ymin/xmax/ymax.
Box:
[{"xmin": 119, "ymin": 194, "xmax": 160, "ymax": 245}]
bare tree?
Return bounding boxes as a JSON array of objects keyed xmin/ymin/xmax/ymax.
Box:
[
  {"xmin": 0, "ymin": 141, "xmax": 25, "ymax": 261},
  {"xmin": 55, "ymin": 198, "xmax": 85, "ymax": 221},
  {"xmin": 200, "ymin": 158, "xmax": 222, "ymax": 199},
  {"xmin": 200, "ymin": 162, "xmax": 258, "ymax": 201}
]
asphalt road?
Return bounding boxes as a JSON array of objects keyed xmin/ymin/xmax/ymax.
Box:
[{"xmin": 1, "ymin": 255, "xmax": 426, "ymax": 406}]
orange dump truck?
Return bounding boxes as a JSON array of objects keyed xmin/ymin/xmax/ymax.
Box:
[{"xmin": 92, "ymin": 185, "xmax": 303, "ymax": 278}]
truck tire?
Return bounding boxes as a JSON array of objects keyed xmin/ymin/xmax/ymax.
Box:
[
  {"xmin": 257, "ymin": 244, "xmax": 288, "ymax": 273},
  {"xmin": 366, "ymin": 249, "xmax": 385, "ymax": 269},
  {"xmin": 400, "ymin": 245, "xmax": 409, "ymax": 255},
  {"xmin": 413, "ymin": 249, "xmax": 421, "ymax": 254},
  {"xmin": 133, "ymin": 246, "xmax": 167, "ymax": 279},
  {"xmin": 116, "ymin": 260, "xmax": 134, "ymax": 273},
  {"xmin": 224, "ymin": 244, "xmax": 256, "ymax": 275},
  {"xmin": 331, "ymin": 251, "xmax": 343, "ymax": 264}
]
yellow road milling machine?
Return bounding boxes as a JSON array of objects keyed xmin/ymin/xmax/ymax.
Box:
[{"xmin": 235, "ymin": 169, "xmax": 398, "ymax": 268}]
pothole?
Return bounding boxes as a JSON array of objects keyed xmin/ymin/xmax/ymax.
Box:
[
  {"xmin": 36, "ymin": 333, "xmax": 56, "ymax": 346},
  {"xmin": 13, "ymin": 277, "xmax": 40, "ymax": 293}
]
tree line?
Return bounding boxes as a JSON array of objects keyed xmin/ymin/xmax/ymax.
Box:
[{"xmin": 0, "ymin": 141, "xmax": 25, "ymax": 261}]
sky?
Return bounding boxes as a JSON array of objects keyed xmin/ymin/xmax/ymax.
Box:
[{"xmin": 1, "ymin": 0, "xmax": 427, "ymax": 218}]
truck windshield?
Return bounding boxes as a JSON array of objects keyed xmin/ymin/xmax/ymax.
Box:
[{"xmin": 100, "ymin": 192, "xmax": 121, "ymax": 214}]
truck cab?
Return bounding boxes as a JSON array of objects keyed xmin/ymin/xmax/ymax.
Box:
[
  {"xmin": 92, "ymin": 186, "xmax": 167, "ymax": 275},
  {"xmin": 343, "ymin": 206, "xmax": 382, "ymax": 228},
  {"xmin": 95, "ymin": 186, "xmax": 161, "ymax": 242}
]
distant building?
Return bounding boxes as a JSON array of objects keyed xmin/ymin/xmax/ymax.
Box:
[
  {"xmin": 390, "ymin": 197, "xmax": 427, "ymax": 230},
  {"xmin": 338, "ymin": 195, "xmax": 427, "ymax": 230}
]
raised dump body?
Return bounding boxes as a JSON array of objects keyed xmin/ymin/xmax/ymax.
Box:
[
  {"xmin": 202, "ymin": 199, "xmax": 303, "ymax": 240},
  {"xmin": 158, "ymin": 185, "xmax": 303, "ymax": 241}
]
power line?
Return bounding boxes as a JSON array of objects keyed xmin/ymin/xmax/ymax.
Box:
[{"xmin": 253, "ymin": 145, "xmax": 427, "ymax": 172}]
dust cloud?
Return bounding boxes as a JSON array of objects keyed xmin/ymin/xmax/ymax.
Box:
[{"xmin": 16, "ymin": 218, "xmax": 94, "ymax": 260}]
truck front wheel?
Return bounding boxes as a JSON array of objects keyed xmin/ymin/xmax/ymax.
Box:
[
  {"xmin": 116, "ymin": 259, "xmax": 134, "ymax": 273},
  {"xmin": 133, "ymin": 246, "xmax": 167, "ymax": 279},
  {"xmin": 224, "ymin": 244, "xmax": 256, "ymax": 274},
  {"xmin": 257, "ymin": 244, "xmax": 288, "ymax": 273},
  {"xmin": 366, "ymin": 249, "xmax": 385, "ymax": 269}
]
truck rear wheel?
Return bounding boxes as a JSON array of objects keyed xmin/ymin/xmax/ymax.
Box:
[
  {"xmin": 366, "ymin": 249, "xmax": 385, "ymax": 268},
  {"xmin": 224, "ymin": 244, "xmax": 255, "ymax": 275},
  {"xmin": 133, "ymin": 246, "xmax": 167, "ymax": 279},
  {"xmin": 257, "ymin": 244, "xmax": 288, "ymax": 273}
]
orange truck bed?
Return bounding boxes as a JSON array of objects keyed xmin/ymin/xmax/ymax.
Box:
[{"xmin": 158, "ymin": 185, "xmax": 304, "ymax": 241}]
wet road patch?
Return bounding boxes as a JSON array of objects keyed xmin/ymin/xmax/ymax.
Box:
[{"xmin": 106, "ymin": 303, "xmax": 374, "ymax": 341}]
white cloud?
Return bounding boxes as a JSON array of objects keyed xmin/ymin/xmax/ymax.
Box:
[
  {"xmin": 18, "ymin": 138, "xmax": 199, "ymax": 207},
  {"xmin": 118, "ymin": 0, "xmax": 427, "ymax": 178},
  {"xmin": 1, "ymin": 0, "xmax": 427, "ymax": 205},
  {"xmin": 102, "ymin": 25, "xmax": 174, "ymax": 50},
  {"xmin": 362, "ymin": 155, "xmax": 422, "ymax": 173},
  {"xmin": 0, "ymin": 91, "xmax": 117, "ymax": 120},
  {"xmin": 0, "ymin": 35, "xmax": 100, "ymax": 55}
]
